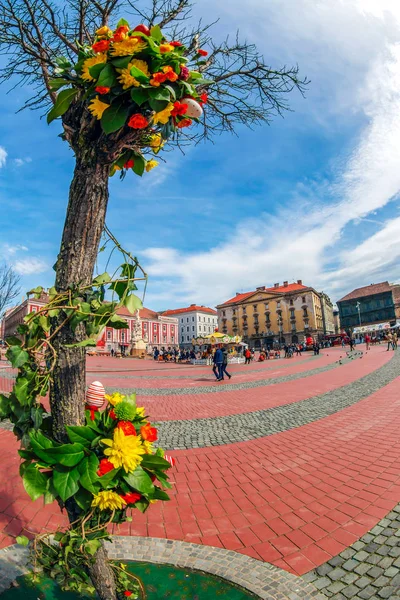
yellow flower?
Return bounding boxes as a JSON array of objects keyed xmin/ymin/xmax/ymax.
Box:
[
  {"xmin": 149, "ymin": 134, "xmax": 164, "ymax": 153},
  {"xmin": 96, "ymin": 26, "xmax": 111, "ymax": 37},
  {"xmin": 102, "ymin": 428, "xmax": 146, "ymax": 472},
  {"xmin": 92, "ymin": 490, "xmax": 126, "ymax": 511},
  {"xmin": 142, "ymin": 440, "xmax": 153, "ymax": 454},
  {"xmin": 117, "ymin": 59, "xmax": 150, "ymax": 90},
  {"xmin": 152, "ymin": 102, "xmax": 174, "ymax": 125},
  {"xmin": 136, "ymin": 407, "xmax": 146, "ymax": 418},
  {"xmin": 111, "ymin": 38, "xmax": 147, "ymax": 56},
  {"xmin": 145, "ymin": 159, "xmax": 158, "ymax": 172},
  {"xmin": 81, "ymin": 54, "xmax": 107, "ymax": 82},
  {"xmin": 160, "ymin": 44, "xmax": 174, "ymax": 53},
  {"xmin": 88, "ymin": 97, "xmax": 110, "ymax": 119},
  {"xmin": 105, "ymin": 392, "xmax": 125, "ymax": 406}
]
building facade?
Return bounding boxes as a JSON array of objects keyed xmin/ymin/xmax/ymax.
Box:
[
  {"xmin": 2, "ymin": 293, "xmax": 178, "ymax": 354},
  {"xmin": 161, "ymin": 305, "xmax": 218, "ymax": 348},
  {"xmin": 217, "ymin": 280, "xmax": 334, "ymax": 347},
  {"xmin": 337, "ymin": 282, "xmax": 400, "ymax": 331}
]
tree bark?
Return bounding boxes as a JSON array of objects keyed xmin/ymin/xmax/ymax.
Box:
[{"xmin": 50, "ymin": 153, "xmax": 117, "ymax": 600}]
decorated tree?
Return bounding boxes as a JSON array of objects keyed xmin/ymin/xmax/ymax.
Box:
[{"xmin": 0, "ymin": 1, "xmax": 307, "ymax": 599}]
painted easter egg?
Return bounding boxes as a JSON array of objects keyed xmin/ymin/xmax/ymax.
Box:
[
  {"xmin": 164, "ymin": 454, "xmax": 176, "ymax": 467},
  {"xmin": 182, "ymin": 97, "xmax": 203, "ymax": 118},
  {"xmin": 86, "ymin": 381, "xmax": 105, "ymax": 408}
]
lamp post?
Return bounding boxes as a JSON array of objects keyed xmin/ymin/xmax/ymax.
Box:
[{"xmin": 356, "ymin": 302, "xmax": 362, "ymax": 326}]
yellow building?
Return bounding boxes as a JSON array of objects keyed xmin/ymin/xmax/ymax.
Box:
[{"xmin": 216, "ymin": 280, "xmax": 334, "ymax": 347}]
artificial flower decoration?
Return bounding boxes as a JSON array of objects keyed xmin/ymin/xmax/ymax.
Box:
[
  {"xmin": 97, "ymin": 458, "xmax": 115, "ymax": 476},
  {"xmin": 140, "ymin": 423, "xmax": 158, "ymax": 442},
  {"xmin": 92, "ymin": 490, "xmax": 127, "ymax": 511},
  {"xmin": 117, "ymin": 420, "xmax": 137, "ymax": 436},
  {"xmin": 47, "ymin": 18, "xmax": 210, "ymax": 178},
  {"xmin": 102, "ymin": 427, "xmax": 146, "ymax": 472},
  {"xmin": 120, "ymin": 492, "xmax": 141, "ymax": 504}
]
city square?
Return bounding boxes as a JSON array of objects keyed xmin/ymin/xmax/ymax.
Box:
[{"xmin": 1, "ymin": 0, "xmax": 400, "ymax": 599}]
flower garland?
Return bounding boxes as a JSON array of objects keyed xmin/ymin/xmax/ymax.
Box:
[{"xmin": 48, "ymin": 19, "xmax": 211, "ymax": 178}]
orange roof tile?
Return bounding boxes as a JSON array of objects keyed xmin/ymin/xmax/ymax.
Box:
[{"xmin": 219, "ymin": 283, "xmax": 309, "ymax": 306}]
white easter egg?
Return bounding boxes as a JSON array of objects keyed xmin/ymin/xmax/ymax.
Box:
[
  {"xmin": 86, "ymin": 381, "xmax": 105, "ymax": 408},
  {"xmin": 182, "ymin": 97, "xmax": 203, "ymax": 118}
]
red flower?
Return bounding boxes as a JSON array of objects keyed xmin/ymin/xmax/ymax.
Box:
[
  {"xmin": 171, "ymin": 101, "xmax": 188, "ymax": 117},
  {"xmin": 198, "ymin": 49, "xmax": 208, "ymax": 56},
  {"xmin": 112, "ymin": 25, "xmax": 130, "ymax": 42},
  {"xmin": 177, "ymin": 118, "xmax": 192, "ymax": 129},
  {"xmin": 124, "ymin": 159, "xmax": 135, "ymax": 169},
  {"xmin": 92, "ymin": 40, "xmax": 110, "ymax": 53},
  {"xmin": 140, "ymin": 423, "xmax": 158, "ymax": 442},
  {"xmin": 117, "ymin": 421, "xmax": 137, "ymax": 436},
  {"xmin": 109, "ymin": 409, "xmax": 117, "ymax": 420},
  {"xmin": 120, "ymin": 492, "xmax": 141, "ymax": 504},
  {"xmin": 179, "ymin": 65, "xmax": 189, "ymax": 81},
  {"xmin": 95, "ymin": 86, "xmax": 110, "ymax": 95},
  {"xmin": 200, "ymin": 92, "xmax": 208, "ymax": 104},
  {"xmin": 170, "ymin": 41, "xmax": 183, "ymax": 47},
  {"xmin": 124, "ymin": 592, "xmax": 132, "ymax": 597},
  {"xmin": 97, "ymin": 458, "xmax": 114, "ymax": 476},
  {"xmin": 128, "ymin": 114, "xmax": 149, "ymax": 129}
]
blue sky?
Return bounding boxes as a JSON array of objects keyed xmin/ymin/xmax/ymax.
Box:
[{"xmin": 2, "ymin": 0, "xmax": 400, "ymax": 311}]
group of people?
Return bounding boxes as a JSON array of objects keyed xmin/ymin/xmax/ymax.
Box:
[
  {"xmin": 212, "ymin": 346, "xmax": 232, "ymax": 381},
  {"xmin": 153, "ymin": 347, "xmax": 193, "ymax": 362},
  {"xmin": 385, "ymin": 332, "xmax": 398, "ymax": 351}
]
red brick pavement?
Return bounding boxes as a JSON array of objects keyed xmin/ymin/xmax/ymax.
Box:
[{"xmin": 0, "ymin": 345, "xmax": 398, "ymax": 577}]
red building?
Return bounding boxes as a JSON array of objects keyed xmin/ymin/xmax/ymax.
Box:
[{"xmin": 2, "ymin": 293, "xmax": 48, "ymax": 339}]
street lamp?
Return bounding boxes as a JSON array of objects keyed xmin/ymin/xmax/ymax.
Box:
[{"xmin": 356, "ymin": 302, "xmax": 361, "ymax": 326}]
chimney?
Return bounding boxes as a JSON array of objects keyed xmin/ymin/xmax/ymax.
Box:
[
  {"xmin": 190, "ymin": 303, "xmax": 195, "ymax": 306},
  {"xmin": 236, "ymin": 292, "xmax": 241, "ymax": 296},
  {"xmin": 283, "ymin": 281, "xmax": 288, "ymax": 287},
  {"xmin": 256, "ymin": 286, "xmax": 266, "ymax": 291},
  {"xmin": 274, "ymin": 283, "xmax": 279, "ymax": 288},
  {"xmin": 297, "ymin": 279, "xmax": 302, "ymax": 285}
]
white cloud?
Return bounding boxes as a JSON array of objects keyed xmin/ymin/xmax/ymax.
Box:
[
  {"xmin": 13, "ymin": 157, "xmax": 32, "ymax": 167},
  {"xmin": 141, "ymin": 1, "xmax": 400, "ymax": 308},
  {"xmin": 13, "ymin": 258, "xmax": 48, "ymax": 275},
  {"xmin": 0, "ymin": 146, "xmax": 7, "ymax": 168},
  {"xmin": 2, "ymin": 244, "xmax": 28, "ymax": 256}
]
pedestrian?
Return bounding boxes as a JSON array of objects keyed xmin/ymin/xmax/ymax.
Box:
[
  {"xmin": 341, "ymin": 338, "xmax": 345, "ymax": 348},
  {"xmin": 386, "ymin": 332, "xmax": 393, "ymax": 351},
  {"xmin": 213, "ymin": 345, "xmax": 224, "ymax": 381},
  {"xmin": 365, "ymin": 333, "xmax": 370, "ymax": 351},
  {"xmin": 393, "ymin": 331, "xmax": 397, "ymax": 349},
  {"xmin": 110, "ymin": 348, "xmax": 115, "ymax": 357},
  {"xmin": 244, "ymin": 348, "xmax": 251, "ymax": 364},
  {"xmin": 349, "ymin": 338, "xmax": 355, "ymax": 351},
  {"xmin": 221, "ymin": 347, "xmax": 232, "ymax": 380}
]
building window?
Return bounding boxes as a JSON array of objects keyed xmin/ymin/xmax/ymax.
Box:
[
  {"xmin": 277, "ymin": 301, "xmax": 281, "ymax": 308},
  {"xmin": 264, "ymin": 303, "xmax": 269, "ymax": 309},
  {"xmin": 107, "ymin": 331, "xmax": 112, "ymax": 340},
  {"xmin": 121, "ymin": 332, "xmax": 125, "ymax": 342},
  {"xmin": 187, "ymin": 326, "xmax": 189, "ymax": 332},
  {"xmin": 153, "ymin": 336, "xmax": 157, "ymax": 343},
  {"xmin": 290, "ymin": 299, "xmax": 293, "ymax": 306},
  {"xmin": 172, "ymin": 336, "xmax": 174, "ymax": 343},
  {"xmin": 253, "ymin": 305, "xmax": 258, "ymax": 312},
  {"xmin": 31, "ymin": 307, "xmax": 37, "ymax": 313},
  {"xmin": 192, "ymin": 326, "xmax": 195, "ymax": 331},
  {"xmin": 208, "ymin": 317, "xmax": 210, "ymax": 323},
  {"xmin": 222, "ymin": 310, "xmax": 226, "ymax": 317},
  {"xmin": 303, "ymin": 308, "xmax": 308, "ymax": 318},
  {"xmin": 199, "ymin": 325, "xmax": 202, "ymax": 331},
  {"xmin": 302, "ymin": 296, "xmax": 306, "ymax": 304},
  {"xmin": 144, "ymin": 323, "xmax": 147, "ymax": 330},
  {"xmin": 187, "ymin": 317, "xmax": 189, "ymax": 322},
  {"xmin": 192, "ymin": 316, "xmax": 195, "ymax": 322},
  {"xmin": 187, "ymin": 336, "xmax": 190, "ymax": 341},
  {"xmin": 242, "ymin": 306, "xmax": 246, "ymax": 313},
  {"xmin": 163, "ymin": 336, "xmax": 167, "ymax": 343}
]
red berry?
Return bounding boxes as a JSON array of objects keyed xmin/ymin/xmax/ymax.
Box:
[{"xmin": 133, "ymin": 24, "xmax": 150, "ymax": 36}]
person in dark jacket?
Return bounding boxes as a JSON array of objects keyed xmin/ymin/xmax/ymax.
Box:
[
  {"xmin": 221, "ymin": 348, "xmax": 232, "ymax": 380},
  {"xmin": 213, "ymin": 346, "xmax": 224, "ymax": 381}
]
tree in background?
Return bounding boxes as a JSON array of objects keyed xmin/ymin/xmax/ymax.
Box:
[
  {"xmin": 0, "ymin": 263, "xmax": 21, "ymax": 319},
  {"xmin": 0, "ymin": 1, "xmax": 308, "ymax": 598}
]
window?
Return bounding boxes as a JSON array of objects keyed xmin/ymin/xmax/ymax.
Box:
[
  {"xmin": 187, "ymin": 326, "xmax": 189, "ymax": 332},
  {"xmin": 253, "ymin": 305, "xmax": 258, "ymax": 312},
  {"xmin": 181, "ymin": 318, "xmax": 184, "ymax": 323},
  {"xmin": 153, "ymin": 336, "xmax": 157, "ymax": 343},
  {"xmin": 264, "ymin": 303, "xmax": 269, "ymax": 310},
  {"xmin": 187, "ymin": 317, "xmax": 189, "ymax": 322},
  {"xmin": 171, "ymin": 336, "xmax": 174, "ymax": 343},
  {"xmin": 121, "ymin": 332, "xmax": 125, "ymax": 342},
  {"xmin": 192, "ymin": 326, "xmax": 195, "ymax": 331},
  {"xmin": 303, "ymin": 308, "xmax": 308, "ymax": 318},
  {"xmin": 208, "ymin": 318, "xmax": 210, "ymax": 323},
  {"xmin": 222, "ymin": 310, "xmax": 226, "ymax": 317},
  {"xmin": 187, "ymin": 335, "xmax": 190, "ymax": 341},
  {"xmin": 154, "ymin": 324, "xmax": 157, "ymax": 330},
  {"xmin": 290, "ymin": 299, "xmax": 293, "ymax": 306},
  {"xmin": 107, "ymin": 331, "xmax": 112, "ymax": 340},
  {"xmin": 192, "ymin": 316, "xmax": 195, "ymax": 322},
  {"xmin": 290, "ymin": 309, "xmax": 295, "ymax": 318},
  {"xmin": 31, "ymin": 307, "xmax": 37, "ymax": 313},
  {"xmin": 277, "ymin": 301, "xmax": 281, "ymax": 308},
  {"xmin": 302, "ymin": 296, "xmax": 306, "ymax": 304},
  {"xmin": 144, "ymin": 323, "xmax": 147, "ymax": 330},
  {"xmin": 199, "ymin": 325, "xmax": 202, "ymax": 331},
  {"xmin": 242, "ymin": 306, "xmax": 246, "ymax": 313},
  {"xmin": 163, "ymin": 336, "xmax": 167, "ymax": 343}
]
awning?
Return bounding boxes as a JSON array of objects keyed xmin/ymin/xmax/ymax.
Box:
[
  {"xmin": 353, "ymin": 323, "xmax": 390, "ymax": 333},
  {"xmin": 120, "ymin": 343, "xmax": 130, "ymax": 347}
]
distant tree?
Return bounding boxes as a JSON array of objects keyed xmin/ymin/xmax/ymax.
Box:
[
  {"xmin": 0, "ymin": 263, "xmax": 21, "ymax": 318},
  {"xmin": 0, "ymin": 1, "xmax": 308, "ymax": 598}
]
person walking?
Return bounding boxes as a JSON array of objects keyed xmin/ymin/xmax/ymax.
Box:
[
  {"xmin": 349, "ymin": 337, "xmax": 355, "ymax": 351},
  {"xmin": 221, "ymin": 347, "xmax": 232, "ymax": 380},
  {"xmin": 393, "ymin": 331, "xmax": 398, "ymax": 350},
  {"xmin": 365, "ymin": 333, "xmax": 371, "ymax": 351},
  {"xmin": 244, "ymin": 348, "xmax": 251, "ymax": 364},
  {"xmin": 386, "ymin": 332, "xmax": 393, "ymax": 351},
  {"xmin": 213, "ymin": 345, "xmax": 224, "ymax": 381}
]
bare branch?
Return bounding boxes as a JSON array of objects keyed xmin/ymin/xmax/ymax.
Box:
[{"xmin": 0, "ymin": 264, "xmax": 21, "ymax": 319}]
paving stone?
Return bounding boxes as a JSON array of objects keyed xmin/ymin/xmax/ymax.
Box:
[
  {"xmin": 378, "ymin": 557, "xmax": 393, "ymax": 570},
  {"xmin": 314, "ymin": 577, "xmax": 331, "ymax": 590},
  {"xmin": 342, "ymin": 584, "xmax": 361, "ymax": 598},
  {"xmin": 354, "ymin": 564, "xmax": 372, "ymax": 576},
  {"xmin": 383, "ymin": 566, "xmax": 398, "ymax": 578},
  {"xmin": 329, "ymin": 568, "xmax": 347, "ymax": 581},
  {"xmin": 354, "ymin": 551, "xmax": 370, "ymax": 562},
  {"xmin": 364, "ymin": 544, "xmax": 380, "ymax": 553},
  {"xmin": 355, "ymin": 577, "xmax": 372, "ymax": 589},
  {"xmin": 361, "ymin": 534, "xmax": 374, "ymax": 544},
  {"xmin": 381, "ymin": 529, "xmax": 396, "ymax": 537},
  {"xmin": 343, "ymin": 559, "xmax": 361, "ymax": 572},
  {"xmin": 326, "ymin": 580, "xmax": 347, "ymax": 594},
  {"xmin": 388, "ymin": 547, "xmax": 400, "ymax": 558},
  {"xmin": 372, "ymin": 576, "xmax": 390, "ymax": 588},
  {"xmin": 367, "ymin": 568, "xmax": 384, "ymax": 579},
  {"xmin": 366, "ymin": 555, "xmax": 382, "ymax": 566},
  {"xmin": 377, "ymin": 587, "xmax": 395, "ymax": 599},
  {"xmin": 353, "ymin": 542, "xmax": 367, "ymax": 551},
  {"xmin": 376, "ymin": 546, "xmax": 390, "ymax": 557},
  {"xmin": 385, "ymin": 536, "xmax": 398, "ymax": 547},
  {"xmin": 341, "ymin": 549, "xmax": 357, "ymax": 560},
  {"xmin": 317, "ymin": 564, "xmax": 333, "ymax": 577},
  {"xmin": 358, "ymin": 586, "xmax": 379, "ymax": 600},
  {"xmin": 342, "ymin": 573, "xmax": 359, "ymax": 585},
  {"xmin": 370, "ymin": 527, "xmax": 384, "ymax": 536},
  {"xmin": 329, "ymin": 556, "xmax": 346, "ymax": 567}
]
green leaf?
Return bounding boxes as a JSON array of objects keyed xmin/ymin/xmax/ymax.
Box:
[
  {"xmin": 123, "ymin": 466, "xmax": 155, "ymax": 494},
  {"xmin": 66, "ymin": 425, "xmax": 98, "ymax": 446},
  {"xmin": 22, "ymin": 464, "xmax": 48, "ymax": 501},
  {"xmin": 124, "ymin": 294, "xmax": 142, "ymax": 314},
  {"xmin": 164, "ymin": 84, "xmax": 176, "ymax": 100},
  {"xmin": 150, "ymin": 25, "xmax": 163, "ymax": 42},
  {"xmin": 47, "ymin": 88, "xmax": 79, "ymax": 124},
  {"xmin": 98, "ymin": 467, "xmax": 119, "ymax": 488},
  {"xmin": 97, "ymin": 64, "xmax": 117, "ymax": 88},
  {"xmin": 78, "ymin": 453, "xmax": 101, "ymax": 493},
  {"xmin": 129, "ymin": 65, "xmax": 150, "ymax": 83},
  {"xmin": 53, "ymin": 467, "xmax": 80, "ymax": 501},
  {"xmin": 132, "ymin": 154, "xmax": 145, "ymax": 177},
  {"xmin": 194, "ymin": 78, "xmax": 214, "ymax": 86},
  {"xmin": 130, "ymin": 88, "xmax": 149, "ymax": 106},
  {"xmin": 0, "ymin": 394, "xmax": 10, "ymax": 419},
  {"xmin": 31, "ymin": 406, "xmax": 43, "ymax": 429},
  {"xmin": 93, "ymin": 272, "xmax": 111, "ymax": 284},
  {"xmin": 45, "ymin": 443, "xmax": 85, "ymax": 467},
  {"xmin": 6, "ymin": 346, "xmax": 29, "ymax": 368},
  {"xmin": 55, "ymin": 56, "xmax": 71, "ymax": 69},
  {"xmin": 5, "ymin": 336, "xmax": 22, "ymax": 346},
  {"xmin": 117, "ymin": 18, "xmax": 130, "ymax": 27},
  {"xmin": 141, "ymin": 454, "xmax": 171, "ymax": 471},
  {"xmin": 88, "ymin": 63, "xmax": 106, "ymax": 80},
  {"xmin": 85, "ymin": 540, "xmax": 101, "ymax": 556},
  {"xmin": 148, "ymin": 98, "xmax": 170, "ymax": 112},
  {"xmin": 152, "ymin": 487, "xmax": 170, "ymax": 501},
  {"xmin": 121, "ymin": 263, "xmax": 138, "ymax": 279},
  {"xmin": 101, "ymin": 103, "xmax": 129, "ymax": 134},
  {"xmin": 16, "ymin": 535, "xmax": 30, "ymax": 546},
  {"xmin": 49, "ymin": 78, "xmax": 69, "ymax": 91},
  {"xmin": 112, "ymin": 55, "xmax": 133, "ymax": 69},
  {"xmin": 13, "ymin": 376, "xmax": 32, "ymax": 405},
  {"xmin": 75, "ymin": 487, "xmax": 93, "ymax": 511},
  {"xmin": 64, "ymin": 338, "xmax": 97, "ymax": 348},
  {"xmin": 39, "ymin": 315, "xmax": 51, "ymax": 331},
  {"xmin": 148, "ymin": 87, "xmax": 171, "ymax": 101},
  {"xmin": 109, "ymin": 314, "xmax": 129, "ymax": 329}
]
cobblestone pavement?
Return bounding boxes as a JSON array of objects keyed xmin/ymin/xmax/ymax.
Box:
[
  {"xmin": 303, "ymin": 503, "xmax": 400, "ymax": 599},
  {"xmin": 156, "ymin": 352, "xmax": 398, "ymax": 449}
]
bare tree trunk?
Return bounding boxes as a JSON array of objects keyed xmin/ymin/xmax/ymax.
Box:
[{"xmin": 50, "ymin": 154, "xmax": 117, "ymax": 600}]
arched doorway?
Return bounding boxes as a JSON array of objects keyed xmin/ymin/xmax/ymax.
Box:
[
  {"xmin": 292, "ymin": 335, "xmax": 299, "ymax": 344},
  {"xmin": 254, "ymin": 338, "xmax": 261, "ymax": 349}
]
